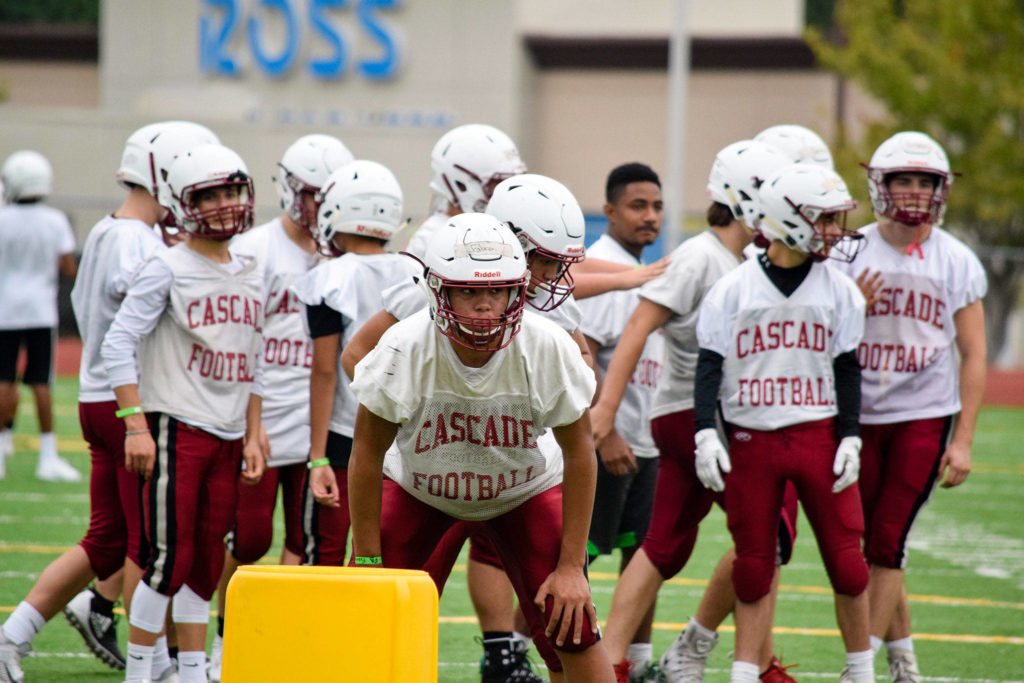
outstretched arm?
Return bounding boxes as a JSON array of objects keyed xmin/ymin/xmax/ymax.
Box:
[
  {"xmin": 572, "ymin": 256, "xmax": 670, "ymax": 299},
  {"xmin": 534, "ymin": 413, "xmax": 599, "ymax": 647},
  {"xmin": 348, "ymin": 405, "xmax": 400, "ymax": 560}
]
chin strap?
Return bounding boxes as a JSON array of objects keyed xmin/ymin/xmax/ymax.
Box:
[{"xmin": 905, "ymin": 241, "xmax": 924, "ymax": 259}]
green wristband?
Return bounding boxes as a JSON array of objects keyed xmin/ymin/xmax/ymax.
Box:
[
  {"xmin": 115, "ymin": 406, "xmax": 143, "ymax": 418},
  {"xmin": 307, "ymin": 457, "xmax": 330, "ymax": 470},
  {"xmin": 354, "ymin": 556, "xmax": 383, "ymax": 566}
]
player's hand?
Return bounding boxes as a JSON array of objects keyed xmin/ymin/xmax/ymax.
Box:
[
  {"xmin": 309, "ymin": 464, "xmax": 340, "ymax": 507},
  {"xmin": 124, "ymin": 431, "xmax": 157, "ymax": 480},
  {"xmin": 939, "ymin": 440, "xmax": 971, "ymax": 488},
  {"xmin": 622, "ymin": 256, "xmax": 671, "ymax": 289},
  {"xmin": 597, "ymin": 429, "xmax": 637, "ymax": 476},
  {"xmin": 240, "ymin": 438, "xmax": 266, "ymax": 486},
  {"xmin": 832, "ymin": 436, "xmax": 862, "ymax": 493},
  {"xmin": 533, "ymin": 564, "xmax": 598, "ymax": 647},
  {"xmin": 258, "ymin": 424, "xmax": 271, "ymax": 464},
  {"xmin": 694, "ymin": 428, "xmax": 730, "ymax": 492},
  {"xmin": 589, "ymin": 402, "xmax": 615, "ymax": 445},
  {"xmin": 855, "ymin": 268, "xmax": 885, "ymax": 313}
]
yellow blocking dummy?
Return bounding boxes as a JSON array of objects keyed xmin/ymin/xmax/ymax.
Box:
[{"xmin": 222, "ymin": 565, "xmax": 439, "ymax": 682}]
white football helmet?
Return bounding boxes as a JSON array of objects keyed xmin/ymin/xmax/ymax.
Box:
[
  {"xmin": 757, "ymin": 164, "xmax": 861, "ymax": 263},
  {"xmin": 275, "ymin": 134, "xmax": 354, "ymax": 238},
  {"xmin": 867, "ymin": 131, "xmax": 951, "ymax": 227},
  {"xmin": 485, "ymin": 174, "xmax": 586, "ymax": 311},
  {"xmin": 165, "ymin": 144, "xmax": 254, "ymax": 241},
  {"xmin": 706, "ymin": 140, "xmax": 793, "ymax": 231},
  {"xmin": 420, "ymin": 213, "xmax": 528, "ymax": 351},
  {"xmin": 1, "ymin": 150, "xmax": 53, "ymax": 202},
  {"xmin": 117, "ymin": 121, "xmax": 220, "ymax": 195},
  {"xmin": 316, "ymin": 160, "xmax": 403, "ymax": 256},
  {"xmin": 429, "ymin": 124, "xmax": 527, "ymax": 213},
  {"xmin": 754, "ymin": 124, "xmax": 834, "ymax": 169}
]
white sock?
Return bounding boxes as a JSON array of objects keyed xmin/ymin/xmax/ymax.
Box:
[
  {"xmin": 885, "ymin": 636, "xmax": 914, "ymax": 653},
  {"xmin": 2, "ymin": 601, "xmax": 46, "ymax": 645},
  {"xmin": 731, "ymin": 660, "xmax": 759, "ymax": 683},
  {"xmin": 152, "ymin": 635, "xmax": 173, "ymax": 676},
  {"xmin": 627, "ymin": 642, "xmax": 653, "ymax": 670},
  {"xmin": 38, "ymin": 432, "xmax": 57, "ymax": 460},
  {"xmin": 845, "ymin": 649, "xmax": 875, "ymax": 682},
  {"xmin": 512, "ymin": 630, "xmax": 532, "ymax": 649},
  {"xmin": 177, "ymin": 650, "xmax": 207, "ymax": 683},
  {"xmin": 869, "ymin": 634, "xmax": 884, "ymax": 655},
  {"xmin": 689, "ymin": 616, "xmax": 717, "ymax": 640},
  {"xmin": 0, "ymin": 429, "xmax": 11, "ymax": 452},
  {"xmin": 125, "ymin": 642, "xmax": 155, "ymax": 682}
]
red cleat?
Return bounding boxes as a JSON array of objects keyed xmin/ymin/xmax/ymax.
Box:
[{"xmin": 760, "ymin": 655, "xmax": 799, "ymax": 682}]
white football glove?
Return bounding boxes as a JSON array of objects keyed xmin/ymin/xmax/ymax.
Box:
[
  {"xmin": 832, "ymin": 435, "xmax": 862, "ymax": 493},
  {"xmin": 694, "ymin": 428, "xmax": 731, "ymax": 492}
]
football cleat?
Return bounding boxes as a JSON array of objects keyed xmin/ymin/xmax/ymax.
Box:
[
  {"xmin": 631, "ymin": 660, "xmax": 667, "ymax": 682},
  {"xmin": 63, "ymin": 587, "xmax": 126, "ymax": 670},
  {"xmin": 478, "ymin": 636, "xmax": 544, "ymax": 683},
  {"xmin": 887, "ymin": 647, "xmax": 922, "ymax": 683},
  {"xmin": 36, "ymin": 454, "xmax": 83, "ymax": 482},
  {"xmin": 154, "ymin": 663, "xmax": 179, "ymax": 682},
  {"xmin": 760, "ymin": 655, "xmax": 798, "ymax": 682},
  {"xmin": 659, "ymin": 623, "xmax": 718, "ymax": 682},
  {"xmin": 208, "ymin": 633, "xmax": 223, "ymax": 682}
]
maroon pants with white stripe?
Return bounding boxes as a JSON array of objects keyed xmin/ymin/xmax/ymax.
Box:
[
  {"xmin": 859, "ymin": 416, "xmax": 952, "ymax": 569},
  {"xmin": 141, "ymin": 413, "xmax": 242, "ymax": 600}
]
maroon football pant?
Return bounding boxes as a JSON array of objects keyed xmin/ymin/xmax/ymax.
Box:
[
  {"xmin": 141, "ymin": 414, "xmax": 242, "ymax": 600},
  {"xmin": 725, "ymin": 418, "xmax": 868, "ymax": 603},
  {"xmin": 859, "ymin": 417, "xmax": 952, "ymax": 569},
  {"xmin": 374, "ymin": 480, "xmax": 599, "ymax": 673},
  {"xmin": 227, "ymin": 461, "xmax": 306, "ymax": 563},
  {"xmin": 77, "ymin": 400, "xmax": 146, "ymax": 577}
]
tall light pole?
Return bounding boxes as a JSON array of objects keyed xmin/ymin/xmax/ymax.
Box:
[{"xmin": 665, "ymin": 0, "xmax": 690, "ymax": 249}]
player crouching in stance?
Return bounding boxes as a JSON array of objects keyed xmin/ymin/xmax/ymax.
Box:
[
  {"xmin": 347, "ymin": 213, "xmax": 614, "ymax": 682},
  {"xmin": 101, "ymin": 144, "xmax": 266, "ymax": 683},
  {"xmin": 694, "ymin": 164, "xmax": 873, "ymax": 683}
]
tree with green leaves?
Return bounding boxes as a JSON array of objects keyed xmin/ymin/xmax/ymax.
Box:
[{"xmin": 807, "ymin": 0, "xmax": 1024, "ymax": 360}]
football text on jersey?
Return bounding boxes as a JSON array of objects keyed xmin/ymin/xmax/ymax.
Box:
[
  {"xmin": 410, "ymin": 466, "xmax": 539, "ymax": 502},
  {"xmin": 414, "ymin": 412, "xmax": 539, "ymax": 454}
]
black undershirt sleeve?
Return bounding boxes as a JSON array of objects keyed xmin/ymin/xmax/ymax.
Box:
[
  {"xmin": 694, "ymin": 348, "xmax": 725, "ymax": 432},
  {"xmin": 305, "ymin": 302, "xmax": 344, "ymax": 339},
  {"xmin": 833, "ymin": 350, "xmax": 861, "ymax": 438}
]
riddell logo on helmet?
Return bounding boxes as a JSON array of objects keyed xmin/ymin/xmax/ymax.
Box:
[
  {"xmin": 566, "ymin": 245, "xmax": 585, "ymax": 255},
  {"xmin": 474, "ymin": 271, "xmax": 501, "ymax": 278}
]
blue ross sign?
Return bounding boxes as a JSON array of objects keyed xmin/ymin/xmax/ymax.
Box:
[{"xmin": 199, "ymin": 0, "xmax": 402, "ymax": 80}]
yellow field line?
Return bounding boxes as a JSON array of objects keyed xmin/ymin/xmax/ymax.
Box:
[{"xmin": 435, "ymin": 617, "xmax": 1023, "ymax": 645}]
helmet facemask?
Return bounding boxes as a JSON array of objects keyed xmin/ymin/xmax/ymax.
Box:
[
  {"xmin": 868, "ymin": 169, "xmax": 948, "ymax": 228},
  {"xmin": 427, "ymin": 274, "xmax": 528, "ymax": 352},
  {"xmin": 178, "ymin": 174, "xmax": 255, "ymax": 241},
  {"xmin": 522, "ymin": 239, "xmax": 583, "ymax": 311},
  {"xmin": 784, "ymin": 198, "xmax": 862, "ymax": 263},
  {"xmin": 278, "ymin": 165, "xmax": 322, "ymax": 238}
]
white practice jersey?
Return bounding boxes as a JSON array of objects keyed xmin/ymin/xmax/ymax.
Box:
[
  {"xmin": 578, "ymin": 235, "xmax": 662, "ymax": 457},
  {"xmin": 103, "ymin": 245, "xmax": 264, "ymax": 438},
  {"xmin": 351, "ymin": 310, "xmax": 595, "ymax": 520},
  {"xmin": 0, "ymin": 203, "xmax": 76, "ymax": 329},
  {"xmin": 72, "ymin": 215, "xmax": 166, "ymax": 402},
  {"xmin": 403, "ymin": 212, "xmax": 449, "ymax": 260},
  {"xmin": 697, "ymin": 259, "xmax": 865, "ymax": 431},
  {"xmin": 833, "ymin": 223, "xmax": 986, "ymax": 423},
  {"xmin": 291, "ymin": 252, "xmax": 421, "ymax": 438},
  {"xmin": 231, "ymin": 219, "xmax": 321, "ymax": 464},
  {"xmin": 640, "ymin": 230, "xmax": 742, "ymax": 419}
]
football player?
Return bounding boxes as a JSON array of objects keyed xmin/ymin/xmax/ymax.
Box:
[
  {"xmin": 833, "ymin": 131, "xmax": 987, "ymax": 682},
  {"xmin": 101, "ymin": 143, "xmax": 266, "ymax": 683},
  {"xmin": 694, "ymin": 164, "xmax": 872, "ymax": 683},
  {"xmin": 348, "ymin": 213, "xmax": 614, "ymax": 682}
]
